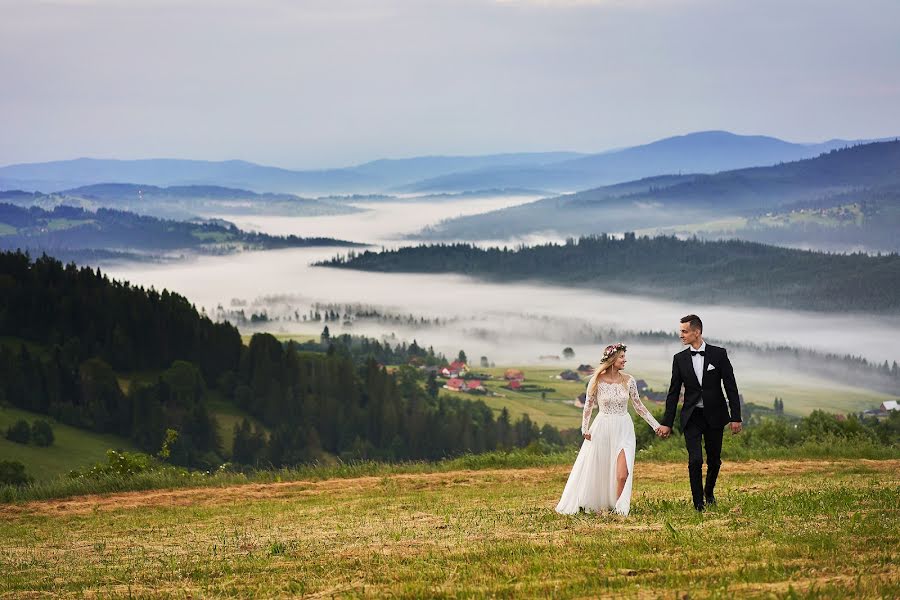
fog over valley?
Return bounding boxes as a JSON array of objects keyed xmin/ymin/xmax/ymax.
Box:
[{"xmin": 96, "ymin": 194, "xmax": 900, "ymax": 415}]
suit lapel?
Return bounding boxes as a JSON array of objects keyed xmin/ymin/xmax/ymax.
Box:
[
  {"xmin": 681, "ymin": 350, "xmax": 701, "ymax": 389},
  {"xmin": 701, "ymin": 347, "xmax": 711, "ymax": 387}
]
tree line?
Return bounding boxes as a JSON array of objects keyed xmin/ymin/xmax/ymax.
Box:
[
  {"xmin": 0, "ymin": 250, "xmax": 568, "ymax": 469},
  {"xmin": 317, "ymin": 234, "xmax": 900, "ymax": 312},
  {"xmin": 0, "ymin": 203, "xmax": 360, "ymax": 254}
]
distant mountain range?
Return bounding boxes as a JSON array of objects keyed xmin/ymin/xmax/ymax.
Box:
[
  {"xmin": 0, "ymin": 153, "xmax": 584, "ymax": 195},
  {"xmin": 2, "ymin": 131, "xmax": 892, "ymax": 196},
  {"xmin": 414, "ymin": 140, "xmax": 900, "ymax": 246}
]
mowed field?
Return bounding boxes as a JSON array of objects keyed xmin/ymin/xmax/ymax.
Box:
[{"xmin": 1, "ymin": 459, "xmax": 897, "ymax": 598}]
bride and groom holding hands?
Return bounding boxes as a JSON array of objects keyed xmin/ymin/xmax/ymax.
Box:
[{"xmin": 555, "ymin": 314, "xmax": 743, "ymax": 515}]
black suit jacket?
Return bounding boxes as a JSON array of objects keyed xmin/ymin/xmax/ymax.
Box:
[{"xmin": 662, "ymin": 344, "xmax": 741, "ymax": 429}]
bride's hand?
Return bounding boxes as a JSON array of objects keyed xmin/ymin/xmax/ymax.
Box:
[{"xmin": 583, "ymin": 433, "xmax": 591, "ymax": 441}]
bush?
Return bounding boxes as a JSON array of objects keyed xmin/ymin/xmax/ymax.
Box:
[
  {"xmin": 0, "ymin": 460, "xmax": 32, "ymax": 486},
  {"xmin": 69, "ymin": 449, "xmax": 163, "ymax": 479},
  {"xmin": 31, "ymin": 420, "xmax": 55, "ymax": 447},
  {"xmin": 5, "ymin": 419, "xmax": 31, "ymax": 444}
]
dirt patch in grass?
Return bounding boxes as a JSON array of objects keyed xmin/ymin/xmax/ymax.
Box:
[{"xmin": 2, "ymin": 459, "xmax": 895, "ymax": 519}]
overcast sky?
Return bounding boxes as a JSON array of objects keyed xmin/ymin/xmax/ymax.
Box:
[{"xmin": 2, "ymin": 0, "xmax": 899, "ymax": 169}]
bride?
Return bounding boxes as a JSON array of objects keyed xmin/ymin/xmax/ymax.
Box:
[{"xmin": 555, "ymin": 343, "xmax": 661, "ymax": 516}]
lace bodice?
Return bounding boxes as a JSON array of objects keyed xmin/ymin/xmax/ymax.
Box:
[{"xmin": 581, "ymin": 375, "xmax": 661, "ymax": 434}]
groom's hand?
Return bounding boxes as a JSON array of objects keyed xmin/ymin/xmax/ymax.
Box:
[
  {"xmin": 656, "ymin": 426, "xmax": 671, "ymax": 438},
  {"xmin": 730, "ymin": 421, "xmax": 742, "ymax": 434},
  {"xmin": 583, "ymin": 433, "xmax": 591, "ymax": 441}
]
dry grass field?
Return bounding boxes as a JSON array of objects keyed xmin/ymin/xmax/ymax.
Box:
[{"xmin": 1, "ymin": 458, "xmax": 897, "ymax": 598}]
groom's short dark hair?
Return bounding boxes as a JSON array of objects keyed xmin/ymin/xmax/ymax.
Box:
[{"xmin": 681, "ymin": 314, "xmax": 703, "ymax": 332}]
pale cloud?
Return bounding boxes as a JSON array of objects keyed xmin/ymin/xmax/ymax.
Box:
[{"xmin": 1, "ymin": 0, "xmax": 898, "ymax": 168}]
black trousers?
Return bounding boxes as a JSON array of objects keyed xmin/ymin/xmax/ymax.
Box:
[{"xmin": 683, "ymin": 407, "xmax": 724, "ymax": 507}]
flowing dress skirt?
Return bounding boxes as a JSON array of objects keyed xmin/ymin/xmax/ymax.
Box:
[{"xmin": 555, "ymin": 413, "xmax": 637, "ymax": 516}]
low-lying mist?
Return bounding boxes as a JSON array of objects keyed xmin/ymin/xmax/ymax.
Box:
[{"xmin": 97, "ymin": 195, "xmax": 898, "ymax": 415}]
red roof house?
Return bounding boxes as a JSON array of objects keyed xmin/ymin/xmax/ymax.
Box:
[{"xmin": 445, "ymin": 378, "xmax": 465, "ymax": 391}]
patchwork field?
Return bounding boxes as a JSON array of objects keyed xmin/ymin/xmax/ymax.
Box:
[{"xmin": 1, "ymin": 459, "xmax": 897, "ymax": 598}]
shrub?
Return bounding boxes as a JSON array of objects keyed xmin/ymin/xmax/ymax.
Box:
[
  {"xmin": 5, "ymin": 420, "xmax": 31, "ymax": 444},
  {"xmin": 0, "ymin": 460, "xmax": 32, "ymax": 486},
  {"xmin": 69, "ymin": 449, "xmax": 162, "ymax": 479},
  {"xmin": 31, "ymin": 420, "xmax": 55, "ymax": 447}
]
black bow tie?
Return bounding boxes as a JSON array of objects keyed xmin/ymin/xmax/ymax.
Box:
[{"xmin": 691, "ymin": 350, "xmax": 705, "ymax": 356}]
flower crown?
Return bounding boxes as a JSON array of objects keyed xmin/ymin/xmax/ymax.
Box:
[{"xmin": 601, "ymin": 342, "xmax": 627, "ymax": 362}]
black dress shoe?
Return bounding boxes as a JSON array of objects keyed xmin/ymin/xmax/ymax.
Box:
[
  {"xmin": 705, "ymin": 495, "xmax": 717, "ymax": 506},
  {"xmin": 693, "ymin": 502, "xmax": 705, "ymax": 512}
]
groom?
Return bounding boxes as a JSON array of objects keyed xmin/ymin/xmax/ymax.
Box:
[{"xmin": 656, "ymin": 314, "xmax": 742, "ymax": 511}]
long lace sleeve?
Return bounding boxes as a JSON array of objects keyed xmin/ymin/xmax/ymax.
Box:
[
  {"xmin": 628, "ymin": 376, "xmax": 660, "ymax": 430},
  {"xmin": 581, "ymin": 387, "xmax": 596, "ymax": 434}
]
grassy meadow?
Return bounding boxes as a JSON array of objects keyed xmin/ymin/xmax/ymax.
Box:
[
  {"xmin": 0, "ymin": 406, "xmax": 138, "ymax": 481},
  {"xmin": 447, "ymin": 365, "xmax": 891, "ymax": 430},
  {"xmin": 1, "ymin": 458, "xmax": 897, "ymax": 598}
]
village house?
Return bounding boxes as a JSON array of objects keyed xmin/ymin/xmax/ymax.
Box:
[
  {"xmin": 444, "ymin": 378, "xmax": 465, "ymax": 391},
  {"xmin": 440, "ymin": 360, "xmax": 469, "ymax": 378},
  {"xmin": 464, "ymin": 380, "xmax": 485, "ymax": 392},
  {"xmin": 444, "ymin": 377, "xmax": 484, "ymax": 393}
]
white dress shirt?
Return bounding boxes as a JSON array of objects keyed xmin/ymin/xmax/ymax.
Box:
[{"xmin": 691, "ymin": 341, "xmax": 706, "ymax": 408}]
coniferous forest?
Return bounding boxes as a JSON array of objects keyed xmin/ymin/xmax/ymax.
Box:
[
  {"xmin": 318, "ymin": 234, "xmax": 900, "ymax": 312},
  {"xmin": 0, "ymin": 250, "xmax": 556, "ymax": 470}
]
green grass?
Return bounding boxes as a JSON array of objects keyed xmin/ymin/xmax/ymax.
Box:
[
  {"xmin": 449, "ymin": 366, "xmax": 586, "ymax": 429},
  {"xmin": 0, "ymin": 223, "xmax": 16, "ymax": 236},
  {"xmin": 0, "ymin": 406, "xmax": 138, "ymax": 482},
  {"xmin": 1, "ymin": 458, "xmax": 896, "ymax": 597}
]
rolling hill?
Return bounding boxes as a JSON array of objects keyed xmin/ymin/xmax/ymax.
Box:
[
  {"xmin": 0, "ymin": 203, "xmax": 362, "ymax": 261},
  {"xmin": 317, "ymin": 233, "xmax": 900, "ymax": 313},
  {"xmin": 0, "ymin": 184, "xmax": 362, "ymax": 220},
  {"xmin": 415, "ymin": 140, "xmax": 900, "ymax": 243},
  {"xmin": 398, "ymin": 131, "xmax": 887, "ymax": 193}
]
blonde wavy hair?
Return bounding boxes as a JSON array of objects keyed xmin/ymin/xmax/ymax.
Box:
[{"xmin": 586, "ymin": 342, "xmax": 627, "ymax": 400}]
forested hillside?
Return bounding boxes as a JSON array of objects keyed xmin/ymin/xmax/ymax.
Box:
[
  {"xmin": 318, "ymin": 234, "xmax": 900, "ymax": 312},
  {"xmin": 0, "ymin": 251, "xmax": 556, "ymax": 470},
  {"xmin": 418, "ymin": 140, "xmax": 900, "ymax": 241},
  {"xmin": 0, "ymin": 203, "xmax": 361, "ymax": 257}
]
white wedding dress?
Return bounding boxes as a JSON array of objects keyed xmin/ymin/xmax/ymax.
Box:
[{"xmin": 555, "ymin": 374, "xmax": 660, "ymax": 516}]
